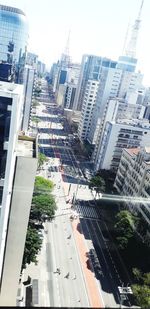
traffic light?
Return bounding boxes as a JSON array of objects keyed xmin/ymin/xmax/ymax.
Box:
[{"xmin": 8, "ymin": 41, "xmax": 14, "ymax": 53}]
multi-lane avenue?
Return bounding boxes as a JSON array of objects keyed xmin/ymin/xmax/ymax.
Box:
[{"xmin": 23, "ymin": 79, "xmax": 136, "ymax": 308}]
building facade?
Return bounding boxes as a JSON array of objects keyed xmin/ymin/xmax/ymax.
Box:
[
  {"xmin": 73, "ymin": 54, "xmax": 117, "ymax": 111},
  {"xmin": 0, "ymin": 5, "xmax": 28, "ymax": 83},
  {"xmin": 22, "ymin": 66, "xmax": 35, "ymax": 132},
  {"xmin": 92, "ymin": 97, "xmax": 145, "ymax": 164},
  {"xmin": 94, "ymin": 119, "xmax": 150, "ymax": 171},
  {"xmin": 0, "ymin": 82, "xmax": 37, "ymax": 305},
  {"xmin": 88, "ymin": 67, "xmax": 143, "ymax": 145},
  {"xmin": 78, "ymin": 79, "xmax": 99, "ymax": 141},
  {"xmin": 114, "ymin": 146, "xmax": 150, "ymax": 243}
]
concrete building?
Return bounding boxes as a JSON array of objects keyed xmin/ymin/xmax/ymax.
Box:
[
  {"xmin": 114, "ymin": 146, "xmax": 150, "ymax": 242},
  {"xmin": 22, "ymin": 66, "xmax": 35, "ymax": 132},
  {"xmin": 94, "ymin": 119, "xmax": 150, "ymax": 172},
  {"xmin": 88, "ymin": 67, "xmax": 143, "ymax": 145},
  {"xmin": 73, "ymin": 54, "xmax": 117, "ymax": 111},
  {"xmin": 0, "ymin": 82, "xmax": 37, "ymax": 305},
  {"xmin": 92, "ymin": 96, "xmax": 145, "ymax": 163},
  {"xmin": 26, "ymin": 52, "xmax": 38, "ymax": 69},
  {"xmin": 78, "ymin": 79, "xmax": 99, "ymax": 141}
]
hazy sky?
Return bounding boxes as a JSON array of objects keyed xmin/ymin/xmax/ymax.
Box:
[{"xmin": 1, "ymin": 0, "xmax": 150, "ymax": 85}]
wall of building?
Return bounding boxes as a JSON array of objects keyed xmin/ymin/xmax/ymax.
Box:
[
  {"xmin": 22, "ymin": 67, "xmax": 35, "ymax": 132},
  {"xmin": 0, "ymin": 155, "xmax": 37, "ymax": 306}
]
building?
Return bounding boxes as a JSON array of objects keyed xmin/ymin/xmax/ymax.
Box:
[
  {"xmin": 63, "ymin": 63, "xmax": 80, "ymax": 109},
  {"xmin": 94, "ymin": 119, "xmax": 150, "ymax": 172},
  {"xmin": 86, "ymin": 0, "xmax": 144, "ymax": 149},
  {"xmin": 78, "ymin": 79, "xmax": 99, "ymax": 140},
  {"xmin": 73, "ymin": 54, "xmax": 117, "ymax": 111},
  {"xmin": 37, "ymin": 61, "xmax": 46, "ymax": 76},
  {"xmin": 0, "ymin": 5, "xmax": 28, "ymax": 83},
  {"xmin": 88, "ymin": 67, "xmax": 143, "ymax": 145},
  {"xmin": 26, "ymin": 52, "xmax": 38, "ymax": 69},
  {"xmin": 92, "ymin": 96, "xmax": 145, "ymax": 163},
  {"xmin": 22, "ymin": 66, "xmax": 35, "ymax": 132},
  {"xmin": 114, "ymin": 146, "xmax": 150, "ymax": 243},
  {"xmin": 0, "ymin": 82, "xmax": 37, "ymax": 305}
]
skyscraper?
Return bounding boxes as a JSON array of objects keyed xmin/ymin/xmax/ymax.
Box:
[
  {"xmin": 0, "ymin": 82, "xmax": 37, "ymax": 305},
  {"xmin": 73, "ymin": 54, "xmax": 117, "ymax": 111},
  {"xmin": 0, "ymin": 5, "xmax": 29, "ymax": 83}
]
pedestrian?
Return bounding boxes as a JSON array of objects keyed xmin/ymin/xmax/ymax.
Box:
[{"xmin": 64, "ymin": 272, "xmax": 69, "ymax": 279}]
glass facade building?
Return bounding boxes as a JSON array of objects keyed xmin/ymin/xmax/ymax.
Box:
[{"xmin": 0, "ymin": 5, "xmax": 28, "ymax": 66}]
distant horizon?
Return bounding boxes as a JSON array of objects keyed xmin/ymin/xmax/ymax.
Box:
[{"xmin": 0, "ymin": 0, "xmax": 150, "ymax": 86}]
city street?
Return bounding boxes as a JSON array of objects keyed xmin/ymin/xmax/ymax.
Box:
[{"xmin": 23, "ymin": 79, "xmax": 135, "ymax": 308}]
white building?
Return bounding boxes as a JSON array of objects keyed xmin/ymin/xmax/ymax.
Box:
[
  {"xmin": 92, "ymin": 97, "xmax": 145, "ymax": 163},
  {"xmin": 78, "ymin": 79, "xmax": 99, "ymax": 140},
  {"xmin": 22, "ymin": 66, "xmax": 35, "ymax": 132},
  {"xmin": 88, "ymin": 67, "xmax": 143, "ymax": 145},
  {"xmin": 94, "ymin": 119, "xmax": 150, "ymax": 171},
  {"xmin": 73, "ymin": 54, "xmax": 117, "ymax": 111},
  {"xmin": 0, "ymin": 82, "xmax": 38, "ymax": 305},
  {"xmin": 114, "ymin": 146, "xmax": 150, "ymax": 243}
]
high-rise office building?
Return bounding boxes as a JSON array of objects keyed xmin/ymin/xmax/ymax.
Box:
[
  {"xmin": 22, "ymin": 66, "xmax": 36, "ymax": 132},
  {"xmin": 78, "ymin": 80, "xmax": 99, "ymax": 140},
  {"xmin": 0, "ymin": 82, "xmax": 37, "ymax": 305},
  {"xmin": 86, "ymin": 0, "xmax": 144, "ymax": 150},
  {"xmin": 73, "ymin": 54, "xmax": 117, "ymax": 111},
  {"xmin": 88, "ymin": 66, "xmax": 143, "ymax": 145},
  {"xmin": 0, "ymin": 5, "xmax": 28, "ymax": 83}
]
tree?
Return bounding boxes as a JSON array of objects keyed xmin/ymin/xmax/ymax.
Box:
[
  {"xmin": 132, "ymin": 284, "xmax": 150, "ymax": 308},
  {"xmin": 31, "ymin": 194, "xmax": 57, "ymax": 221},
  {"xmin": 31, "ymin": 116, "xmax": 41, "ymax": 128},
  {"xmin": 114, "ymin": 210, "xmax": 136, "ymax": 249},
  {"xmin": 22, "ymin": 226, "xmax": 42, "ymax": 269},
  {"xmin": 34, "ymin": 176, "xmax": 54, "ymax": 194},
  {"xmin": 96, "ymin": 169, "xmax": 116, "ymax": 194},
  {"xmin": 132, "ymin": 267, "xmax": 142, "ymax": 283},
  {"xmin": 32, "ymin": 99, "xmax": 39, "ymax": 107},
  {"xmin": 89, "ymin": 175, "xmax": 105, "ymax": 197},
  {"xmin": 38, "ymin": 152, "xmax": 47, "ymax": 168}
]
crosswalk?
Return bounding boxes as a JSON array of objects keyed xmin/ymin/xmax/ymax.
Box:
[{"xmin": 74, "ymin": 203, "xmax": 101, "ymax": 220}]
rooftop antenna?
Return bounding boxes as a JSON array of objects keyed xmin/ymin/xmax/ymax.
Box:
[{"xmin": 125, "ymin": 0, "xmax": 144, "ymax": 58}]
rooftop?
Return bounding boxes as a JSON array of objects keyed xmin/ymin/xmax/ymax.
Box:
[
  {"xmin": 0, "ymin": 5, "xmax": 26, "ymax": 16},
  {"xmin": 17, "ymin": 135, "xmax": 37, "ymax": 158},
  {"xmin": 0, "ymin": 81, "xmax": 23, "ymax": 96},
  {"xmin": 124, "ymin": 148, "xmax": 140, "ymax": 156}
]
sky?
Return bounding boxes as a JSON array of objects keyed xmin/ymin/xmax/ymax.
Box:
[{"xmin": 1, "ymin": 0, "xmax": 150, "ymax": 85}]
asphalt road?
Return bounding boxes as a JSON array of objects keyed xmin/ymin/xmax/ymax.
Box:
[
  {"xmin": 31, "ymin": 80, "xmax": 90, "ymax": 307},
  {"xmin": 29, "ymin": 79, "xmax": 135, "ymax": 308}
]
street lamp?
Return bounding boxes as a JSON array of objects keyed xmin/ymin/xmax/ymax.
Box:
[{"xmin": 118, "ymin": 285, "xmax": 133, "ymax": 308}]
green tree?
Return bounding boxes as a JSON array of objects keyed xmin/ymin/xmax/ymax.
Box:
[
  {"xmin": 34, "ymin": 176, "xmax": 54, "ymax": 194},
  {"xmin": 31, "ymin": 116, "xmax": 41, "ymax": 128},
  {"xmin": 38, "ymin": 152, "xmax": 47, "ymax": 168},
  {"xmin": 132, "ymin": 284, "xmax": 150, "ymax": 308},
  {"xmin": 114, "ymin": 210, "xmax": 136, "ymax": 249},
  {"xmin": 132, "ymin": 267, "xmax": 143, "ymax": 283},
  {"xmin": 22, "ymin": 227, "xmax": 42, "ymax": 269},
  {"xmin": 89, "ymin": 175, "xmax": 105, "ymax": 197},
  {"xmin": 32, "ymin": 99, "xmax": 39, "ymax": 107},
  {"xmin": 31, "ymin": 194, "xmax": 57, "ymax": 221},
  {"xmin": 143, "ymin": 272, "xmax": 150, "ymax": 286}
]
